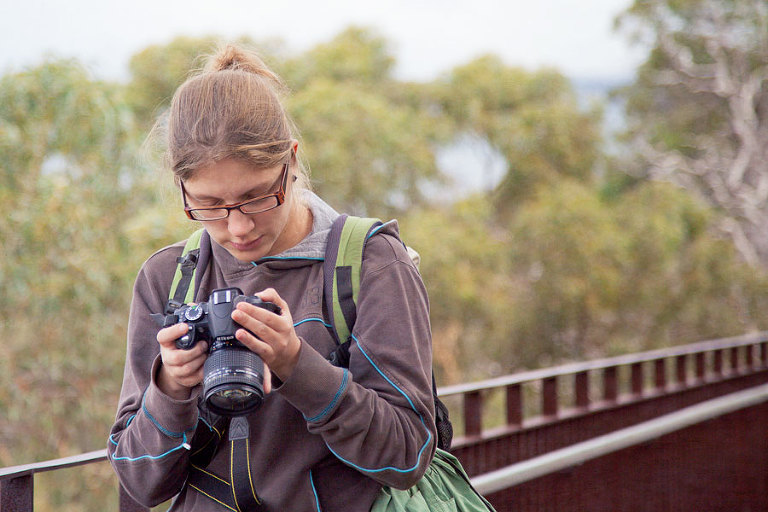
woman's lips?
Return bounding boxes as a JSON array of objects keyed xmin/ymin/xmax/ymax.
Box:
[{"xmin": 230, "ymin": 236, "xmax": 263, "ymax": 252}]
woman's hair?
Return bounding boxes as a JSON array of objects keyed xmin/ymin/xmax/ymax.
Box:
[{"xmin": 160, "ymin": 43, "xmax": 309, "ymax": 191}]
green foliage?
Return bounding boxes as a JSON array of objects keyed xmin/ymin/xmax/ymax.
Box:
[
  {"xmin": 0, "ymin": 60, "xmax": 147, "ymax": 510},
  {"xmin": 433, "ymin": 55, "xmax": 604, "ymax": 209},
  {"xmin": 281, "ymin": 26, "xmax": 395, "ymax": 90},
  {"xmin": 403, "ymin": 178, "xmax": 768, "ymax": 382},
  {"xmin": 281, "ymin": 27, "xmax": 446, "ymax": 218},
  {"xmin": 3, "ymin": 25, "xmax": 768, "ymax": 512},
  {"xmin": 289, "ymin": 78, "xmax": 441, "ymax": 216},
  {"xmin": 400, "ymin": 199, "xmax": 514, "ymax": 383}
]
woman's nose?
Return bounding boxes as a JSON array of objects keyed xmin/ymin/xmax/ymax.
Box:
[{"xmin": 227, "ymin": 209, "xmax": 256, "ymax": 237}]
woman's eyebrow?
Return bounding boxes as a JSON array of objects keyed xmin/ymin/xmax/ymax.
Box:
[{"xmin": 187, "ymin": 182, "xmax": 275, "ymax": 203}]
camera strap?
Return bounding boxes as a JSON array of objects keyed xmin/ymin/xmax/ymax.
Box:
[
  {"xmin": 165, "ymin": 230, "xmax": 264, "ymax": 511},
  {"xmin": 186, "ymin": 417, "xmax": 263, "ymax": 511}
]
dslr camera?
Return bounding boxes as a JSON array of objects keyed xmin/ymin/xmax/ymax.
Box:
[{"xmin": 167, "ymin": 287, "xmax": 281, "ymax": 416}]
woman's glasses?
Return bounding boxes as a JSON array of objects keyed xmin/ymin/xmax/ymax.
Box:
[{"xmin": 181, "ymin": 163, "xmax": 290, "ymax": 221}]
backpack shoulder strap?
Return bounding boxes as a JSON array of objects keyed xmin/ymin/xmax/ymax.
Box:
[
  {"xmin": 323, "ymin": 214, "xmax": 382, "ymax": 347},
  {"xmin": 323, "ymin": 215, "xmax": 454, "ymax": 450},
  {"xmin": 167, "ymin": 228, "xmax": 205, "ymax": 310}
]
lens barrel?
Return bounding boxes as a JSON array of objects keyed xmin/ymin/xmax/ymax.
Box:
[{"xmin": 202, "ymin": 346, "xmax": 264, "ymax": 416}]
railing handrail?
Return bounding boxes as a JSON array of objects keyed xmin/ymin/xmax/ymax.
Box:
[
  {"xmin": 0, "ymin": 449, "xmax": 107, "ymax": 481},
  {"xmin": 438, "ymin": 331, "xmax": 768, "ymax": 397}
]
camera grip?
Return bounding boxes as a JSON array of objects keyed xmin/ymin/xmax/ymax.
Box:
[
  {"xmin": 175, "ymin": 325, "xmax": 198, "ymax": 350},
  {"xmin": 234, "ymin": 295, "xmax": 282, "ymax": 316}
]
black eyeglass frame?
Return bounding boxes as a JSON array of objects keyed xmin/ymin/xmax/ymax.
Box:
[{"xmin": 181, "ymin": 162, "xmax": 291, "ymax": 221}]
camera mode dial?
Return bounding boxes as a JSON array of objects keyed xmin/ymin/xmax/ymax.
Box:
[{"xmin": 184, "ymin": 304, "xmax": 204, "ymax": 322}]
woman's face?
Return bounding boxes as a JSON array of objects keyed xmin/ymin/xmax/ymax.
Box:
[{"xmin": 181, "ymin": 157, "xmax": 309, "ymax": 262}]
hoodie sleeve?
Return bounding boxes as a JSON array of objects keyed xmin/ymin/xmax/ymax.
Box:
[
  {"xmin": 107, "ymin": 245, "xmax": 202, "ymax": 507},
  {"xmin": 277, "ymin": 223, "xmax": 436, "ymax": 489}
]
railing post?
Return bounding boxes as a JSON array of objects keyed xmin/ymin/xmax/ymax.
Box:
[
  {"xmin": 464, "ymin": 390, "xmax": 483, "ymax": 438},
  {"xmin": 654, "ymin": 359, "xmax": 667, "ymax": 391},
  {"xmin": 761, "ymin": 342, "xmax": 768, "ymax": 367},
  {"xmin": 676, "ymin": 355, "xmax": 687, "ymax": 387},
  {"xmin": 542, "ymin": 376, "xmax": 558, "ymax": 417},
  {"xmin": 0, "ymin": 474, "xmax": 33, "ymax": 512},
  {"xmin": 505, "ymin": 384, "xmax": 522, "ymax": 428},
  {"xmin": 731, "ymin": 346, "xmax": 740, "ymax": 373},
  {"xmin": 603, "ymin": 367, "xmax": 618, "ymax": 404},
  {"xmin": 575, "ymin": 371, "xmax": 590, "ymax": 409},
  {"xmin": 713, "ymin": 349, "xmax": 724, "ymax": 376},
  {"xmin": 631, "ymin": 363, "xmax": 643, "ymax": 397},
  {"xmin": 695, "ymin": 353, "xmax": 706, "ymax": 382}
]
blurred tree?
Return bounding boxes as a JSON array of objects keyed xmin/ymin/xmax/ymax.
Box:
[
  {"xmin": 0, "ymin": 59, "xmax": 145, "ymax": 511},
  {"xmin": 126, "ymin": 35, "xmax": 278, "ymax": 129},
  {"xmin": 507, "ymin": 178, "xmax": 768, "ymax": 367},
  {"xmin": 616, "ymin": 0, "xmax": 768, "ymax": 267},
  {"xmin": 399, "ymin": 199, "xmax": 514, "ymax": 383},
  {"xmin": 401, "ymin": 177, "xmax": 768, "ymax": 380},
  {"xmin": 282, "ymin": 27, "xmax": 448, "ymax": 217},
  {"xmin": 281, "ymin": 26, "xmax": 395, "ymax": 90},
  {"xmin": 434, "ymin": 55, "xmax": 604, "ymax": 211},
  {"xmin": 288, "ymin": 78, "xmax": 443, "ymax": 216}
]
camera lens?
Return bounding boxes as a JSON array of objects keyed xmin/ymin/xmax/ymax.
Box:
[{"xmin": 202, "ymin": 347, "xmax": 264, "ymax": 416}]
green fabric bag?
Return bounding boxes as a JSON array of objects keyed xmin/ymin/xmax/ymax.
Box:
[{"xmin": 371, "ymin": 449, "xmax": 497, "ymax": 512}]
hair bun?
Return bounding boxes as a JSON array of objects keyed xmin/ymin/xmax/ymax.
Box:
[{"xmin": 205, "ymin": 44, "xmax": 282, "ymax": 85}]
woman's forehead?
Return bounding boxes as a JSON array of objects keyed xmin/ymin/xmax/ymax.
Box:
[{"xmin": 184, "ymin": 158, "xmax": 282, "ymax": 199}]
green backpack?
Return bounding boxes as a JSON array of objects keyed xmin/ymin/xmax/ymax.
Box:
[{"xmin": 164, "ymin": 215, "xmax": 494, "ymax": 512}]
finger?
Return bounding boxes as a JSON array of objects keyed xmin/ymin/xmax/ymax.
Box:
[
  {"xmin": 162, "ymin": 341, "xmax": 208, "ymax": 367},
  {"xmin": 254, "ymin": 288, "xmax": 288, "ymax": 315},
  {"xmin": 234, "ymin": 326, "xmax": 270, "ymax": 356},
  {"xmin": 157, "ymin": 323, "xmax": 191, "ymax": 347},
  {"xmin": 234, "ymin": 299, "xmax": 283, "ymax": 328},
  {"xmin": 263, "ymin": 364, "xmax": 272, "ymax": 395},
  {"xmin": 232, "ymin": 307, "xmax": 282, "ymax": 342}
]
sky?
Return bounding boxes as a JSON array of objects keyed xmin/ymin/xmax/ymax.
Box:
[{"xmin": 0, "ymin": 0, "xmax": 648, "ymax": 84}]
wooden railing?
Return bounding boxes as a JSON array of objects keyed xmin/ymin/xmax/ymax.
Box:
[
  {"xmin": 441, "ymin": 332, "xmax": 768, "ymax": 512},
  {"xmin": 439, "ymin": 331, "xmax": 768, "ymax": 441},
  {"xmin": 3, "ymin": 332, "xmax": 768, "ymax": 511},
  {"xmin": 0, "ymin": 450, "xmax": 145, "ymax": 512}
]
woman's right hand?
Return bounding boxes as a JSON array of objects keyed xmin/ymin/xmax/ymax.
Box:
[{"xmin": 156, "ymin": 323, "xmax": 208, "ymax": 400}]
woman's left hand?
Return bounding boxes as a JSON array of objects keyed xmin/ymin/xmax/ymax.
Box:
[{"xmin": 231, "ymin": 288, "xmax": 301, "ymax": 382}]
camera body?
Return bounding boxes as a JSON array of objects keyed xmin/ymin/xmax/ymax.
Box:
[
  {"xmin": 173, "ymin": 288, "xmax": 281, "ymax": 350},
  {"xmin": 170, "ymin": 287, "xmax": 281, "ymax": 416}
]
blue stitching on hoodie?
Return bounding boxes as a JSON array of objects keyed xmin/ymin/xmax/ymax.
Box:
[
  {"xmin": 367, "ymin": 220, "xmax": 393, "ymax": 239},
  {"xmin": 322, "ymin": 334, "xmax": 432, "ymax": 474},
  {"xmin": 140, "ymin": 392, "xmax": 195, "ymax": 438},
  {"xmin": 251, "ymin": 256, "xmax": 324, "ymax": 267},
  {"xmin": 304, "ymin": 369, "xmax": 349, "ymax": 423},
  {"xmin": 110, "ymin": 431, "xmax": 191, "ymax": 462},
  {"xmin": 294, "ymin": 317, "xmax": 333, "ymax": 329},
  {"xmin": 309, "ymin": 470, "xmax": 323, "ymax": 512}
]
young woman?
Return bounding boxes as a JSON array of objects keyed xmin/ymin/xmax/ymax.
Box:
[{"xmin": 108, "ymin": 44, "xmax": 436, "ymax": 511}]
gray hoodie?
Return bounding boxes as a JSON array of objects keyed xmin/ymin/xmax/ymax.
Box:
[{"xmin": 108, "ymin": 194, "xmax": 436, "ymax": 511}]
